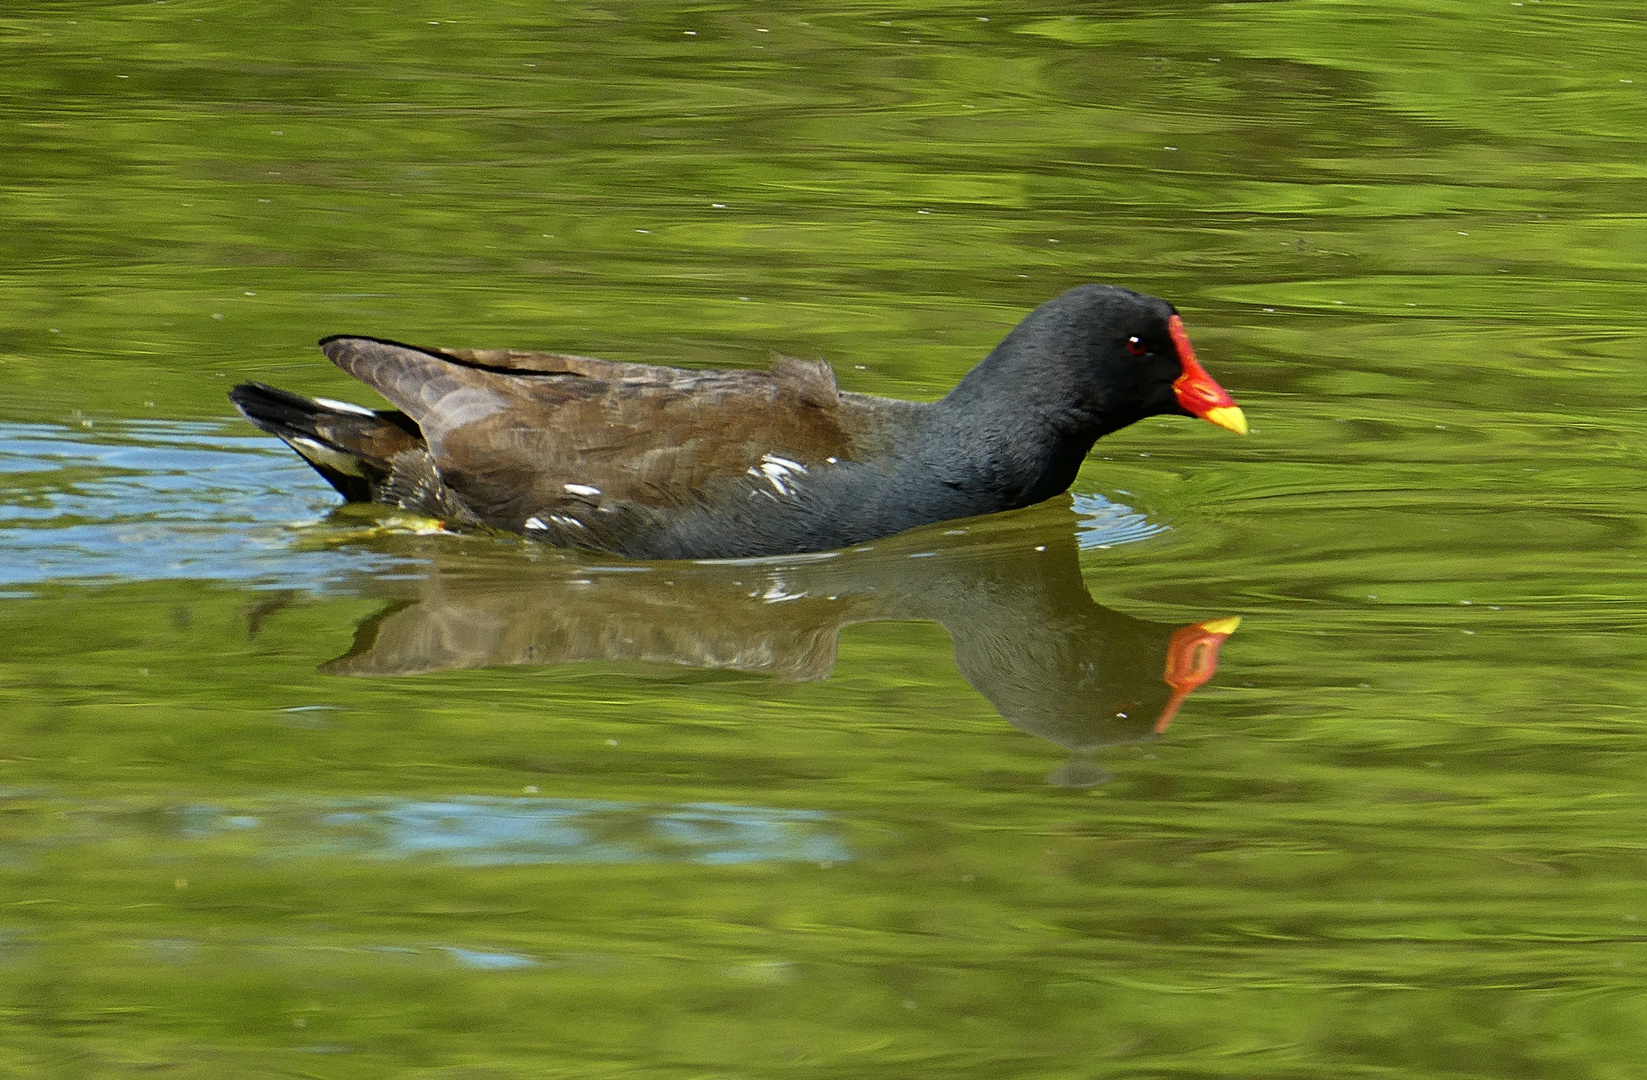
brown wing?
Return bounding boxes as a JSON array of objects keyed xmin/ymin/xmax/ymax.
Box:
[{"xmin": 318, "ymin": 336, "xmax": 852, "ymax": 533}]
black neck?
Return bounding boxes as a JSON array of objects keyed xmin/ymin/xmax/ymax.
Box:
[{"xmin": 903, "ymin": 386, "xmax": 1098, "ymax": 515}]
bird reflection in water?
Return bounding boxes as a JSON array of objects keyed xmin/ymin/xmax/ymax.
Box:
[{"xmin": 320, "ymin": 494, "xmax": 1239, "ymax": 786}]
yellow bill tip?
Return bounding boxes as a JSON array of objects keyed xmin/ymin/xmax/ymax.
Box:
[
  {"xmin": 1196, "ymin": 615, "xmax": 1242, "ymax": 635},
  {"xmin": 1203, "ymin": 405, "xmax": 1248, "ymax": 436}
]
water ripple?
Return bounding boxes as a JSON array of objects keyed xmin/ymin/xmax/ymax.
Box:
[{"xmin": 0, "ymin": 419, "xmax": 416, "ymax": 590}]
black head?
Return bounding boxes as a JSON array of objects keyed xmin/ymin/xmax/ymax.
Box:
[{"xmin": 948, "ymin": 284, "xmax": 1245, "ymax": 440}]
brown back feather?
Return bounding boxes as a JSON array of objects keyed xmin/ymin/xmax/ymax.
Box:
[{"xmin": 320, "ymin": 336, "xmax": 853, "ymax": 530}]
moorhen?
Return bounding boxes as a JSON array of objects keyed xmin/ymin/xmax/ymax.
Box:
[{"xmin": 230, "ymin": 284, "xmax": 1245, "ymax": 560}]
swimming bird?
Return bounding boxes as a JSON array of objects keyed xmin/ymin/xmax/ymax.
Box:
[{"xmin": 230, "ymin": 284, "xmax": 1246, "ymax": 560}]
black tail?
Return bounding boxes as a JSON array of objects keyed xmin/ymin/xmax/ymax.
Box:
[{"xmin": 229, "ymin": 381, "xmax": 423, "ymax": 502}]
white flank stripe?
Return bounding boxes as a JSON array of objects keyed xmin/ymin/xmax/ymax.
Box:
[
  {"xmin": 759, "ymin": 462, "xmax": 793, "ymax": 496},
  {"xmin": 761, "ymin": 453, "xmax": 807, "ymax": 474}
]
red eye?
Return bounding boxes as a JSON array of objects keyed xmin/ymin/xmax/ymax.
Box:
[{"xmin": 1126, "ymin": 336, "xmax": 1147, "ymax": 356}]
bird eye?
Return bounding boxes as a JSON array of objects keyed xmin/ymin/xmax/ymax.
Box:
[{"xmin": 1126, "ymin": 336, "xmax": 1147, "ymax": 356}]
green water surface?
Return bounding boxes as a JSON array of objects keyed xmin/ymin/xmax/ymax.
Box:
[{"xmin": 3, "ymin": 1, "xmax": 1647, "ymax": 1076}]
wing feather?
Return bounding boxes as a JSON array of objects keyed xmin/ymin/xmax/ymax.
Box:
[{"xmin": 318, "ymin": 336, "xmax": 853, "ymax": 533}]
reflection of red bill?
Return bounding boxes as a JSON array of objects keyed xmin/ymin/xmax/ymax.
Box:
[
  {"xmin": 1168, "ymin": 315, "xmax": 1248, "ymax": 435},
  {"xmin": 1154, "ymin": 616, "xmax": 1242, "ymax": 734}
]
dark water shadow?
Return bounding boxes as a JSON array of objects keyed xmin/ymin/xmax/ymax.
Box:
[{"xmin": 322, "ymin": 496, "xmax": 1239, "ymax": 786}]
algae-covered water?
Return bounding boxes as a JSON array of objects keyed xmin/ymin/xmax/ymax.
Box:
[{"xmin": 4, "ymin": 2, "xmax": 1647, "ymax": 1076}]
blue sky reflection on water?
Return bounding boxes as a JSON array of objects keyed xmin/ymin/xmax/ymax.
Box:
[
  {"xmin": 0, "ymin": 420, "xmax": 417, "ymax": 589},
  {"xmin": 169, "ymin": 796, "xmax": 850, "ymax": 867}
]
